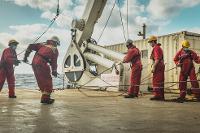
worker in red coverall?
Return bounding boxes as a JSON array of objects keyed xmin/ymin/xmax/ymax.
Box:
[
  {"xmin": 148, "ymin": 36, "xmax": 165, "ymax": 101},
  {"xmin": 174, "ymin": 40, "xmax": 200, "ymax": 103},
  {"xmin": 23, "ymin": 36, "xmax": 60, "ymax": 104},
  {"xmin": 0, "ymin": 39, "xmax": 20, "ymax": 98},
  {"xmin": 123, "ymin": 39, "xmax": 142, "ymax": 98}
]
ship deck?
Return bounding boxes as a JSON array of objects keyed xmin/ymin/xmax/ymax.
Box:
[{"xmin": 0, "ymin": 89, "xmax": 200, "ymax": 133}]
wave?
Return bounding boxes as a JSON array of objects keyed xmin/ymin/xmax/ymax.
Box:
[{"xmin": 2, "ymin": 74, "xmax": 68, "ymax": 89}]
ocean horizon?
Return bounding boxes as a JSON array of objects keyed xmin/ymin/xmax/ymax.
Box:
[{"xmin": 2, "ymin": 74, "xmax": 68, "ymax": 90}]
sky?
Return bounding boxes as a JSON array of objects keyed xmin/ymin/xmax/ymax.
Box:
[{"xmin": 0, "ymin": 0, "xmax": 200, "ymax": 74}]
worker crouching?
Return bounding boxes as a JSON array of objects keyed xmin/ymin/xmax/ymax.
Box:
[
  {"xmin": 23, "ymin": 36, "xmax": 60, "ymax": 104},
  {"xmin": 123, "ymin": 39, "xmax": 142, "ymax": 98},
  {"xmin": 0, "ymin": 39, "xmax": 20, "ymax": 98},
  {"xmin": 174, "ymin": 40, "xmax": 200, "ymax": 103}
]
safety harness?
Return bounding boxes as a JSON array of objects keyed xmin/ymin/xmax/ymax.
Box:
[
  {"xmin": 130, "ymin": 47, "xmax": 141, "ymax": 65},
  {"xmin": 179, "ymin": 49, "xmax": 193, "ymax": 79},
  {"xmin": 35, "ymin": 45, "xmax": 57, "ymax": 64},
  {"xmin": 36, "ymin": 53, "xmax": 52, "ymax": 64}
]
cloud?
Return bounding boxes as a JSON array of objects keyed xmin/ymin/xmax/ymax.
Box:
[
  {"xmin": 0, "ymin": 43, "xmax": 6, "ymax": 54},
  {"xmin": 7, "ymin": 0, "xmax": 153, "ymax": 42},
  {"xmin": 12, "ymin": 0, "xmax": 57, "ymax": 11},
  {"xmin": 6, "ymin": 0, "xmax": 197, "ymax": 45},
  {"xmin": 147, "ymin": 0, "xmax": 200, "ymax": 20},
  {"xmin": 41, "ymin": 10, "xmax": 73, "ymax": 29},
  {"xmin": 1, "ymin": 24, "xmax": 48, "ymax": 50},
  {"xmin": 91, "ymin": 0, "xmax": 172, "ymax": 42},
  {"xmin": 9, "ymin": 0, "xmax": 147, "ymax": 35},
  {"xmin": 7, "ymin": 0, "xmax": 200, "ymax": 41},
  {"xmin": 181, "ymin": 27, "xmax": 200, "ymax": 34},
  {"xmin": 91, "ymin": 0, "xmax": 149, "ymax": 43},
  {"xmin": 0, "ymin": 23, "xmax": 70, "ymax": 73},
  {"xmin": 0, "ymin": 33, "xmax": 14, "ymax": 48},
  {"xmin": 5, "ymin": 0, "xmax": 85, "ymax": 28},
  {"xmin": 2, "ymin": 0, "xmax": 200, "ymax": 74}
]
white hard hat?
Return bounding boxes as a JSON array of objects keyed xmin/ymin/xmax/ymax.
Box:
[
  {"xmin": 50, "ymin": 36, "xmax": 60, "ymax": 46},
  {"xmin": 126, "ymin": 39, "xmax": 133, "ymax": 46}
]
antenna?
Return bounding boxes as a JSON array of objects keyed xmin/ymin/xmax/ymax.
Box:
[
  {"xmin": 56, "ymin": 0, "xmax": 60, "ymax": 16},
  {"xmin": 138, "ymin": 23, "xmax": 146, "ymax": 39}
]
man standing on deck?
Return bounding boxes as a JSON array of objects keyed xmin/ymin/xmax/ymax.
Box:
[
  {"xmin": 23, "ymin": 36, "xmax": 60, "ymax": 104},
  {"xmin": 174, "ymin": 40, "xmax": 200, "ymax": 103},
  {"xmin": 148, "ymin": 36, "xmax": 165, "ymax": 101},
  {"xmin": 0, "ymin": 39, "xmax": 20, "ymax": 98},
  {"xmin": 123, "ymin": 39, "xmax": 142, "ymax": 98}
]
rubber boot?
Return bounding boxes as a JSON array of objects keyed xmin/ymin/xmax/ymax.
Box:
[
  {"xmin": 124, "ymin": 94, "xmax": 138, "ymax": 98},
  {"xmin": 41, "ymin": 94, "xmax": 55, "ymax": 104},
  {"xmin": 9, "ymin": 95, "xmax": 17, "ymax": 98},
  {"xmin": 176, "ymin": 97, "xmax": 185, "ymax": 103},
  {"xmin": 150, "ymin": 96, "xmax": 164, "ymax": 101}
]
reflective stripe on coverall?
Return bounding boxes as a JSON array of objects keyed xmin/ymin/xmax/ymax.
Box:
[
  {"xmin": 150, "ymin": 44, "xmax": 165, "ymax": 98},
  {"xmin": 174, "ymin": 48, "xmax": 200, "ymax": 98},
  {"xmin": 123, "ymin": 47, "xmax": 142, "ymax": 96}
]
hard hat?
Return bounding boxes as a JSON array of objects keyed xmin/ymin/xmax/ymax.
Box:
[
  {"xmin": 148, "ymin": 35, "xmax": 157, "ymax": 43},
  {"xmin": 50, "ymin": 36, "xmax": 60, "ymax": 46},
  {"xmin": 125, "ymin": 39, "xmax": 133, "ymax": 46},
  {"xmin": 8, "ymin": 39, "xmax": 19, "ymax": 46},
  {"xmin": 182, "ymin": 40, "xmax": 190, "ymax": 48}
]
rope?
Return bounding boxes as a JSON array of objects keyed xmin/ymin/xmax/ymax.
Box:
[
  {"xmin": 76, "ymin": 59, "xmax": 178, "ymax": 91},
  {"xmin": 80, "ymin": 79, "xmax": 200, "ymax": 88},
  {"xmin": 17, "ymin": 0, "xmax": 60, "ymax": 56},
  {"xmin": 21, "ymin": 61, "xmax": 66, "ymax": 91},
  {"xmin": 77, "ymin": 62, "xmax": 200, "ymax": 90},
  {"xmin": 117, "ymin": 0, "xmax": 126, "ymax": 41},
  {"xmin": 77, "ymin": 88, "xmax": 123, "ymax": 97},
  {"xmin": 78, "ymin": 64, "xmax": 115, "ymax": 88},
  {"xmin": 126, "ymin": 0, "xmax": 129, "ymax": 39},
  {"xmin": 97, "ymin": 0, "xmax": 116, "ymax": 43},
  {"xmin": 141, "ymin": 64, "xmax": 176, "ymax": 83},
  {"xmin": 14, "ymin": 62, "xmax": 200, "ymax": 92}
]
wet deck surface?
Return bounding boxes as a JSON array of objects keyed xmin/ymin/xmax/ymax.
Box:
[{"xmin": 1, "ymin": 89, "xmax": 200, "ymax": 133}]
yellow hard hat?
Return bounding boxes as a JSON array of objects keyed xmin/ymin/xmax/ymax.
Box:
[
  {"xmin": 182, "ymin": 40, "xmax": 190, "ymax": 48},
  {"xmin": 148, "ymin": 35, "xmax": 157, "ymax": 43},
  {"xmin": 8, "ymin": 39, "xmax": 19, "ymax": 46}
]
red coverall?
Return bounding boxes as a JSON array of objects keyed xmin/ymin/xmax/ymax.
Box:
[
  {"xmin": 174, "ymin": 48, "xmax": 200, "ymax": 98},
  {"xmin": 0, "ymin": 48, "xmax": 17, "ymax": 96},
  {"xmin": 25, "ymin": 43, "xmax": 58, "ymax": 94},
  {"xmin": 123, "ymin": 46, "xmax": 142, "ymax": 96},
  {"xmin": 150, "ymin": 44, "xmax": 165, "ymax": 98}
]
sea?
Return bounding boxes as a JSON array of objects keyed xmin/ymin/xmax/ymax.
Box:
[{"xmin": 2, "ymin": 74, "xmax": 69, "ymax": 90}]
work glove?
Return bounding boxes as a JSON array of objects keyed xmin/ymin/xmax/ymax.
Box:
[
  {"xmin": 198, "ymin": 67, "xmax": 200, "ymax": 74},
  {"xmin": 52, "ymin": 71, "xmax": 58, "ymax": 77},
  {"xmin": 14, "ymin": 60, "xmax": 21, "ymax": 66},
  {"xmin": 151, "ymin": 65, "xmax": 155, "ymax": 73},
  {"xmin": 114, "ymin": 62, "xmax": 121, "ymax": 75},
  {"xmin": 176, "ymin": 63, "xmax": 182, "ymax": 67},
  {"xmin": 23, "ymin": 56, "xmax": 28, "ymax": 63},
  {"xmin": 115, "ymin": 69, "xmax": 119, "ymax": 75}
]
